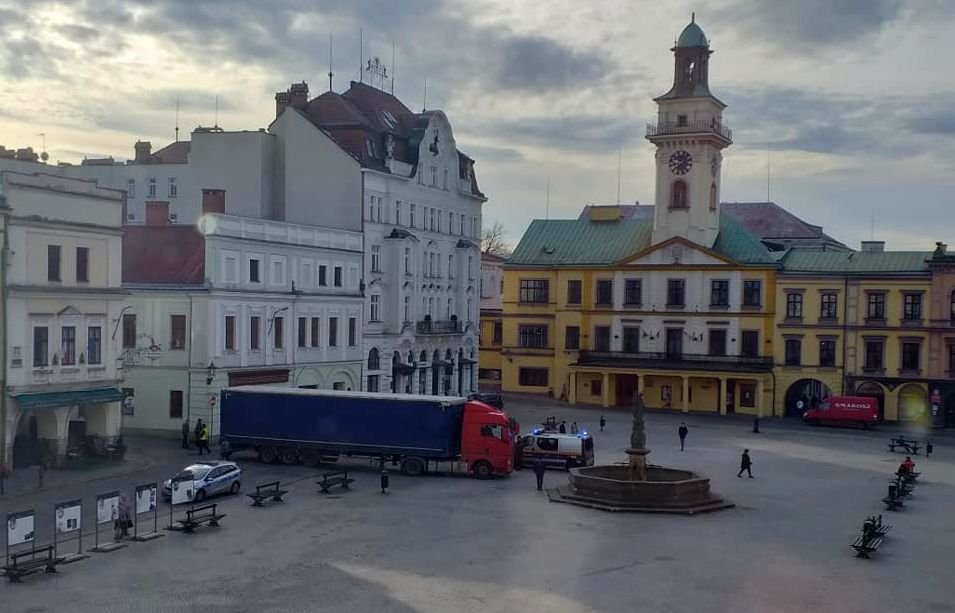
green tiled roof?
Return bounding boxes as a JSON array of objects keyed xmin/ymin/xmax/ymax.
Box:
[
  {"xmin": 507, "ymin": 214, "xmax": 774, "ymax": 266},
  {"xmin": 780, "ymin": 249, "xmax": 931, "ymax": 274}
]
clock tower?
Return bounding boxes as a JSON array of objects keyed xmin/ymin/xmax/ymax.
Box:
[{"xmin": 648, "ymin": 15, "xmax": 732, "ymax": 248}]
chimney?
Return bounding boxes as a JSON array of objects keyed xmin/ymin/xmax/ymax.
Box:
[
  {"xmin": 860, "ymin": 241, "xmax": 885, "ymax": 253},
  {"xmin": 275, "ymin": 90, "xmax": 291, "ymax": 119},
  {"xmin": 202, "ymin": 189, "xmax": 226, "ymax": 215},
  {"xmin": 134, "ymin": 140, "xmax": 152, "ymax": 163},
  {"xmin": 289, "ymin": 82, "xmax": 309, "ymax": 109}
]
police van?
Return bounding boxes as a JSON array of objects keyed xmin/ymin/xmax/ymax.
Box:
[{"xmin": 518, "ymin": 429, "xmax": 595, "ymax": 470}]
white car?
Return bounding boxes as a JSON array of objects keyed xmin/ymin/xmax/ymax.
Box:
[{"xmin": 161, "ymin": 461, "xmax": 242, "ymax": 502}]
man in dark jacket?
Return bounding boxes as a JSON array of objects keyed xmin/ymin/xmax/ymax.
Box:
[
  {"xmin": 678, "ymin": 423, "xmax": 688, "ymax": 451},
  {"xmin": 558, "ymin": 421, "xmax": 567, "ymax": 434},
  {"xmin": 181, "ymin": 420, "xmax": 190, "ymax": 450},
  {"xmin": 737, "ymin": 449, "xmax": 753, "ymax": 478},
  {"xmin": 532, "ymin": 458, "xmax": 546, "ymax": 491}
]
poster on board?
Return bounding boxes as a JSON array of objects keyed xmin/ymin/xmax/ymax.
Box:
[
  {"xmin": 135, "ymin": 484, "xmax": 157, "ymax": 514},
  {"xmin": 55, "ymin": 500, "xmax": 82, "ymax": 534},
  {"xmin": 7, "ymin": 511, "xmax": 35, "ymax": 546},
  {"xmin": 171, "ymin": 479, "xmax": 193, "ymax": 505},
  {"xmin": 96, "ymin": 493, "xmax": 120, "ymax": 525}
]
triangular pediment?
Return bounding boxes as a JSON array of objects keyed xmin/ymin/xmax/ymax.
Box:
[
  {"xmin": 617, "ymin": 237, "xmax": 737, "ymax": 267},
  {"xmin": 58, "ymin": 305, "xmax": 82, "ymax": 317}
]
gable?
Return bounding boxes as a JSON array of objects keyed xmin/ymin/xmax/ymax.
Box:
[{"xmin": 620, "ymin": 238, "xmax": 736, "ymax": 267}]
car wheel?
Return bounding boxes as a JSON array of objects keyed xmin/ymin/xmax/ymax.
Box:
[
  {"xmin": 259, "ymin": 446, "xmax": 279, "ymax": 464},
  {"xmin": 230, "ymin": 481, "xmax": 240, "ymax": 495},
  {"xmin": 194, "ymin": 488, "xmax": 207, "ymax": 502},
  {"xmin": 565, "ymin": 458, "xmax": 578, "ymax": 471},
  {"xmin": 472, "ymin": 461, "xmax": 493, "ymax": 480},
  {"xmin": 401, "ymin": 457, "xmax": 425, "ymax": 477},
  {"xmin": 280, "ymin": 447, "xmax": 299, "ymax": 465}
]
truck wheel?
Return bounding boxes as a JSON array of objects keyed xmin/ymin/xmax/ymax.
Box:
[
  {"xmin": 280, "ymin": 447, "xmax": 299, "ymax": 465},
  {"xmin": 565, "ymin": 459, "xmax": 578, "ymax": 470},
  {"xmin": 259, "ymin": 446, "xmax": 279, "ymax": 464},
  {"xmin": 301, "ymin": 449, "xmax": 321, "ymax": 467},
  {"xmin": 401, "ymin": 457, "xmax": 425, "ymax": 477},
  {"xmin": 472, "ymin": 461, "xmax": 493, "ymax": 480}
]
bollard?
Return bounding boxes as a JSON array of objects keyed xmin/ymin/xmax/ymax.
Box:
[
  {"xmin": 380, "ymin": 470, "xmax": 389, "ymax": 494},
  {"xmin": 752, "ymin": 416, "xmax": 760, "ymax": 433},
  {"xmin": 888, "ymin": 483, "xmax": 897, "ymax": 499}
]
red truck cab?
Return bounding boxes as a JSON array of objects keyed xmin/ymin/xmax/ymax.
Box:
[
  {"xmin": 802, "ymin": 396, "xmax": 879, "ymax": 428},
  {"xmin": 460, "ymin": 400, "xmax": 514, "ymax": 478}
]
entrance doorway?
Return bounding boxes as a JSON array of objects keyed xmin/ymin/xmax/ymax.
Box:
[
  {"xmin": 855, "ymin": 382, "xmax": 886, "ymax": 421},
  {"xmin": 12, "ymin": 414, "xmax": 39, "ymax": 468},
  {"xmin": 785, "ymin": 379, "xmax": 833, "ymax": 417},
  {"xmin": 615, "ymin": 374, "xmax": 638, "ymax": 407},
  {"xmin": 944, "ymin": 393, "xmax": 955, "ymax": 429}
]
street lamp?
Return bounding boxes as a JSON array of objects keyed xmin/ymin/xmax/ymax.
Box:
[{"xmin": 205, "ymin": 361, "xmax": 217, "ymax": 385}]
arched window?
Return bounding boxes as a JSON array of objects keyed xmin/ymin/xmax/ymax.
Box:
[
  {"xmin": 709, "ymin": 183, "xmax": 717, "ymax": 211},
  {"xmin": 670, "ymin": 180, "xmax": 688, "ymax": 209},
  {"xmin": 950, "ymin": 289, "xmax": 955, "ymax": 323},
  {"xmin": 367, "ymin": 348, "xmax": 380, "ymax": 370}
]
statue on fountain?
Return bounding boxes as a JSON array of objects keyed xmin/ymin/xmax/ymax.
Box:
[{"xmin": 628, "ymin": 389, "xmax": 650, "ymax": 480}]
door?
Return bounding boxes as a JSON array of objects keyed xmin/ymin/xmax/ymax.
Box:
[
  {"xmin": 945, "ymin": 394, "xmax": 955, "ymax": 429},
  {"xmin": 665, "ymin": 329, "xmax": 683, "ymax": 359},
  {"xmin": 615, "ymin": 374, "xmax": 638, "ymax": 407},
  {"xmin": 725, "ymin": 380, "xmax": 736, "ymax": 414}
]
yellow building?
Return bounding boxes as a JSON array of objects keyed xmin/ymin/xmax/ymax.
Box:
[{"xmin": 478, "ymin": 253, "xmax": 505, "ymax": 389}]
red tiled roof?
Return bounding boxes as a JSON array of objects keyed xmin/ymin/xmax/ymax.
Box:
[
  {"xmin": 149, "ymin": 141, "xmax": 191, "ymax": 164},
  {"xmin": 123, "ymin": 225, "xmax": 205, "ymax": 284}
]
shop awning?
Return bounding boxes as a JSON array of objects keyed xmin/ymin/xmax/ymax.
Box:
[{"xmin": 13, "ymin": 387, "xmax": 124, "ymax": 410}]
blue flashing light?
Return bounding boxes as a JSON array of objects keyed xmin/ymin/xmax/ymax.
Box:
[
  {"xmin": 531, "ymin": 427, "xmax": 544, "ymax": 435},
  {"xmin": 578, "ymin": 430, "xmax": 589, "ymax": 437}
]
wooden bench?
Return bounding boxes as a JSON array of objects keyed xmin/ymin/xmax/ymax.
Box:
[
  {"xmin": 176, "ymin": 503, "xmax": 226, "ymax": 533},
  {"xmin": 851, "ymin": 534, "xmax": 884, "ymax": 559},
  {"xmin": 247, "ymin": 481, "xmax": 289, "ymax": 507},
  {"xmin": 897, "ymin": 470, "xmax": 920, "ymax": 484},
  {"xmin": 883, "ymin": 492, "xmax": 905, "ymax": 511},
  {"xmin": 889, "ymin": 477, "xmax": 914, "ymax": 498},
  {"xmin": 317, "ymin": 470, "xmax": 354, "ymax": 494},
  {"xmin": 887, "ymin": 438, "xmax": 921, "ymax": 455},
  {"xmin": 2, "ymin": 546, "xmax": 58, "ymax": 583},
  {"xmin": 863, "ymin": 515, "xmax": 892, "ymax": 539}
]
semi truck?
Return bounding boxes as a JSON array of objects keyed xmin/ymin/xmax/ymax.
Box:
[{"xmin": 219, "ymin": 386, "xmax": 514, "ymax": 478}]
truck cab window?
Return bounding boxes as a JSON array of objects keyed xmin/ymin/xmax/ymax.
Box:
[
  {"xmin": 480, "ymin": 424, "xmax": 503, "ymax": 439},
  {"xmin": 536, "ymin": 437, "xmax": 558, "ymax": 452}
]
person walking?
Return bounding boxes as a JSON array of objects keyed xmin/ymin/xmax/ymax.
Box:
[
  {"xmin": 181, "ymin": 419, "xmax": 191, "ymax": 450},
  {"xmin": 599, "ymin": 415, "xmax": 606, "ymax": 432},
  {"xmin": 115, "ymin": 493, "xmax": 132, "ymax": 540},
  {"xmin": 678, "ymin": 422, "xmax": 688, "ymax": 452},
  {"xmin": 558, "ymin": 421, "xmax": 567, "ymax": 434},
  {"xmin": 197, "ymin": 422, "xmax": 211, "ymax": 456},
  {"xmin": 737, "ymin": 449, "xmax": 754, "ymax": 478},
  {"xmin": 194, "ymin": 419, "xmax": 204, "ymax": 451},
  {"xmin": 570, "ymin": 421, "xmax": 578, "ymax": 434},
  {"xmin": 532, "ymin": 458, "xmax": 546, "ymax": 491}
]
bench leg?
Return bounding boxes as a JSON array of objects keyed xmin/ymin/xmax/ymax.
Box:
[
  {"xmin": 271, "ymin": 495, "xmax": 283, "ymax": 502},
  {"xmin": 209, "ymin": 518, "xmax": 220, "ymax": 527},
  {"xmin": 251, "ymin": 499, "xmax": 263, "ymax": 507}
]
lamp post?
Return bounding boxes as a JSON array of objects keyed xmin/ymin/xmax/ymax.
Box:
[{"xmin": 205, "ymin": 361, "xmax": 217, "ymax": 386}]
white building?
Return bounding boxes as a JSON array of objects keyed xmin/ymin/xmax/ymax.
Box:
[{"xmin": 0, "ymin": 170, "xmax": 126, "ymax": 467}]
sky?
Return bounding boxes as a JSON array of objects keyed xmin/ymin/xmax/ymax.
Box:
[{"xmin": 2, "ymin": 0, "xmax": 955, "ymax": 251}]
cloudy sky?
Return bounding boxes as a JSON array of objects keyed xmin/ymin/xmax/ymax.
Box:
[{"xmin": 2, "ymin": 0, "xmax": 954, "ymax": 250}]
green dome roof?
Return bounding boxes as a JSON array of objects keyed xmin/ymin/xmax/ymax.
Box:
[{"xmin": 676, "ymin": 20, "xmax": 708, "ymax": 48}]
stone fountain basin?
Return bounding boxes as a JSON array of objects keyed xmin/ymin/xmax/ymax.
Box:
[{"xmin": 568, "ymin": 465, "xmax": 718, "ymax": 508}]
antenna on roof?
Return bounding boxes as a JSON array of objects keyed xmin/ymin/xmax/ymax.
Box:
[
  {"xmin": 214, "ymin": 95, "xmax": 219, "ymax": 129},
  {"xmin": 391, "ymin": 40, "xmax": 396, "ymax": 95},
  {"xmin": 175, "ymin": 96, "xmax": 180, "ymax": 142},
  {"xmin": 359, "ymin": 29, "xmax": 363, "ymax": 84},
  {"xmin": 328, "ymin": 32, "xmax": 334, "ymax": 92},
  {"xmin": 422, "ymin": 78, "xmax": 427, "ymax": 112},
  {"xmin": 691, "ymin": 11, "xmax": 695, "ymax": 23}
]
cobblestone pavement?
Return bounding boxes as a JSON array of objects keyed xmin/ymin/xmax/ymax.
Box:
[{"xmin": 2, "ymin": 397, "xmax": 954, "ymax": 612}]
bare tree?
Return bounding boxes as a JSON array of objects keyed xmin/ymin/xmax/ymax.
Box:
[{"xmin": 481, "ymin": 221, "xmax": 511, "ymax": 257}]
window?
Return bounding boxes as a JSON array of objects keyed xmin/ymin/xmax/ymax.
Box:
[
  {"xmin": 743, "ymin": 280, "xmax": 762, "ymax": 307},
  {"xmin": 410, "ymin": 203, "xmax": 416, "ymax": 227},
  {"xmin": 329, "ymin": 317, "xmax": 338, "ymax": 347},
  {"xmin": 430, "ymin": 207, "xmax": 435, "ymax": 231},
  {"xmin": 468, "ymin": 255, "xmax": 474, "ymax": 280},
  {"xmin": 168, "ymin": 177, "xmax": 177, "ymax": 198},
  {"xmin": 864, "ymin": 340, "xmax": 884, "ymax": 371},
  {"xmin": 348, "ymin": 317, "xmax": 357, "ymax": 347},
  {"xmin": 623, "ymin": 327, "xmax": 640, "ymax": 353},
  {"xmin": 519, "ymin": 279, "xmax": 549, "ymax": 304},
  {"xmin": 169, "ymin": 390, "xmax": 183, "ymax": 419},
  {"xmin": 665, "ymin": 328, "xmax": 683, "ymax": 359},
  {"xmin": 667, "ymin": 279, "xmax": 685, "ymax": 307},
  {"xmin": 595, "ymin": 280, "xmax": 613, "ymax": 306},
  {"xmin": 710, "ymin": 280, "xmax": 729, "ymax": 307},
  {"xmin": 224, "ymin": 256, "xmax": 238, "ymax": 283},
  {"xmin": 449, "ymin": 212, "xmax": 455, "ymax": 234},
  {"xmin": 367, "ymin": 375, "xmax": 380, "ymax": 392},
  {"xmin": 126, "ymin": 178, "xmax": 135, "ymax": 198},
  {"xmin": 395, "ymin": 201, "xmax": 402, "ymax": 225},
  {"xmin": 122, "ymin": 314, "xmax": 136, "ymax": 349},
  {"xmin": 903, "ymin": 294, "xmax": 922, "ymax": 321},
  {"xmin": 431, "ymin": 165, "xmax": 437, "ymax": 187},
  {"xmin": 273, "ymin": 316, "xmax": 284, "ymax": 350},
  {"xmin": 564, "ymin": 326, "xmax": 580, "ymax": 350},
  {"xmin": 271, "ymin": 259, "xmax": 286, "ymax": 286},
  {"xmin": 949, "ymin": 344, "xmax": 955, "ymax": 373},
  {"xmin": 518, "ymin": 324, "xmax": 548, "ymax": 348},
  {"xmin": 170, "ymin": 315, "xmax": 186, "ymax": 350},
  {"xmin": 709, "ymin": 329, "xmax": 727, "ymax": 356},
  {"xmin": 443, "ymin": 168, "xmax": 449, "ymax": 190},
  {"xmin": 48, "ymin": 245, "xmax": 61, "ymax": 281},
  {"xmin": 371, "ymin": 245, "xmax": 381, "ymax": 272},
  {"xmin": 594, "ymin": 326, "xmax": 611, "ymax": 351},
  {"xmin": 81, "ymin": 324, "xmax": 102, "ymax": 366},
  {"xmin": 60, "ymin": 326, "xmax": 76, "ymax": 366},
  {"xmin": 448, "ymin": 255, "xmax": 454, "ymax": 278},
  {"xmin": 298, "ymin": 318, "xmax": 308, "ymax": 348},
  {"xmin": 519, "ymin": 367, "xmax": 548, "ymax": 387},
  {"xmin": 225, "ymin": 315, "xmax": 236, "ymax": 350},
  {"xmin": 492, "ymin": 321, "xmax": 503, "ymax": 345},
  {"xmin": 677, "ymin": 114, "xmax": 687, "ymax": 127},
  {"xmin": 709, "ymin": 183, "xmax": 717, "ymax": 211},
  {"xmin": 867, "ymin": 293, "xmax": 886, "ymax": 321},
  {"xmin": 460, "ymin": 215, "xmax": 465, "ymax": 235},
  {"xmin": 250, "ymin": 316, "xmax": 260, "ymax": 350},
  {"xmin": 819, "ymin": 340, "xmax": 836, "ymax": 367},
  {"xmin": 784, "ymin": 338, "xmax": 802, "ymax": 366},
  {"xmin": 670, "ymin": 180, "xmax": 688, "ymax": 208},
  {"xmin": 951, "ymin": 289, "xmax": 955, "ymax": 323},
  {"xmin": 467, "ymin": 298, "xmax": 473, "ymax": 322},
  {"xmin": 334, "ymin": 267, "xmax": 343, "ymax": 287},
  {"xmin": 318, "ymin": 265, "xmax": 327, "ymax": 286},
  {"xmin": 76, "ymin": 247, "xmax": 89, "ymax": 283},
  {"xmin": 786, "ymin": 293, "xmax": 804, "ymax": 320},
  {"xmin": 403, "ymin": 295, "xmax": 411, "ymax": 322},
  {"xmin": 310, "ymin": 317, "xmax": 320, "ymax": 347},
  {"xmin": 820, "ymin": 293, "xmax": 838, "ymax": 320},
  {"xmin": 404, "ymin": 248, "xmax": 411, "ymax": 275},
  {"xmin": 901, "ymin": 342, "xmax": 921, "ymax": 371},
  {"xmin": 249, "ymin": 259, "xmax": 260, "ymax": 283},
  {"xmin": 567, "ymin": 280, "xmax": 582, "ymax": 305},
  {"xmin": 447, "ymin": 297, "xmax": 453, "ymax": 319},
  {"xmin": 740, "ymin": 330, "xmax": 759, "ymax": 358},
  {"xmin": 33, "ymin": 327, "xmax": 48, "ymax": 367},
  {"xmin": 148, "ymin": 178, "xmax": 156, "ymax": 197},
  {"xmin": 370, "ymin": 295, "xmax": 381, "ymax": 321},
  {"xmin": 624, "ymin": 279, "xmax": 642, "ymax": 306},
  {"xmin": 591, "ymin": 379, "xmax": 602, "ymax": 396}
]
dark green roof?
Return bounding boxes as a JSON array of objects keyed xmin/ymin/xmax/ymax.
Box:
[
  {"xmin": 14, "ymin": 387, "xmax": 124, "ymax": 410},
  {"xmin": 780, "ymin": 249, "xmax": 931, "ymax": 274},
  {"xmin": 507, "ymin": 214, "xmax": 774, "ymax": 267},
  {"xmin": 677, "ymin": 21, "xmax": 708, "ymax": 48}
]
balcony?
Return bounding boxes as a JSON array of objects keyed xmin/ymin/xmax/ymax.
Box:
[
  {"xmin": 646, "ymin": 120, "xmax": 732, "ymax": 144},
  {"xmin": 575, "ymin": 351, "xmax": 773, "ymax": 373},
  {"xmin": 416, "ymin": 319, "xmax": 463, "ymax": 335}
]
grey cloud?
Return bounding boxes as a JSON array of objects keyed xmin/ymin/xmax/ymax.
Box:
[
  {"xmin": 458, "ymin": 144, "xmax": 524, "ymax": 163},
  {"xmin": 479, "ymin": 115, "xmax": 642, "ymax": 152},
  {"xmin": 496, "ymin": 35, "xmax": 606, "ymax": 92},
  {"xmin": 56, "ymin": 24, "xmax": 102, "ymax": 42},
  {"xmin": 905, "ymin": 97, "xmax": 955, "ymax": 136}
]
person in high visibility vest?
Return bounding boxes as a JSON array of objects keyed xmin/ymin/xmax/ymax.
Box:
[{"xmin": 197, "ymin": 423, "xmax": 211, "ymax": 456}]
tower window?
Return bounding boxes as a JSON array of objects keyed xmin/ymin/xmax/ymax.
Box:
[
  {"xmin": 677, "ymin": 114, "xmax": 687, "ymax": 127},
  {"xmin": 709, "ymin": 183, "xmax": 717, "ymax": 211},
  {"xmin": 670, "ymin": 180, "xmax": 688, "ymax": 209}
]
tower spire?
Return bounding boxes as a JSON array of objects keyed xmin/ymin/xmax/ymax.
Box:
[{"xmin": 328, "ymin": 32, "xmax": 334, "ymax": 92}]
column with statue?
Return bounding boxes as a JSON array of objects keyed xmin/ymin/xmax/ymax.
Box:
[{"xmin": 627, "ymin": 390, "xmax": 651, "ymax": 481}]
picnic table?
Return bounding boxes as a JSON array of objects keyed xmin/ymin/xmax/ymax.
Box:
[{"xmin": 887, "ymin": 437, "xmax": 921, "ymax": 455}]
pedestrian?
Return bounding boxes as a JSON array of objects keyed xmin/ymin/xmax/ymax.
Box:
[
  {"xmin": 899, "ymin": 456, "xmax": 915, "ymax": 475},
  {"xmin": 678, "ymin": 422, "xmax": 688, "ymax": 451},
  {"xmin": 599, "ymin": 415, "xmax": 606, "ymax": 432},
  {"xmin": 571, "ymin": 421, "xmax": 578, "ymax": 434},
  {"xmin": 926, "ymin": 441, "xmax": 933, "ymax": 458},
  {"xmin": 181, "ymin": 419, "xmax": 190, "ymax": 450},
  {"xmin": 197, "ymin": 422, "xmax": 211, "ymax": 456},
  {"xmin": 194, "ymin": 419, "xmax": 204, "ymax": 450},
  {"xmin": 559, "ymin": 421, "xmax": 567, "ymax": 434},
  {"xmin": 37, "ymin": 458, "xmax": 47, "ymax": 489},
  {"xmin": 737, "ymin": 449, "xmax": 753, "ymax": 478},
  {"xmin": 115, "ymin": 493, "xmax": 132, "ymax": 540},
  {"xmin": 532, "ymin": 458, "xmax": 546, "ymax": 491}
]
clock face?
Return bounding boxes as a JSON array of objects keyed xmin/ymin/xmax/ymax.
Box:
[
  {"xmin": 710, "ymin": 154, "xmax": 719, "ymax": 177},
  {"xmin": 669, "ymin": 150, "xmax": 693, "ymax": 175}
]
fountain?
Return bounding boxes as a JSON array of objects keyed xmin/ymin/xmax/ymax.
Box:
[{"xmin": 549, "ymin": 391, "xmax": 733, "ymax": 514}]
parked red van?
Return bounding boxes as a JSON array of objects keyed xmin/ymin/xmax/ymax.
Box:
[{"xmin": 802, "ymin": 396, "xmax": 880, "ymax": 428}]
